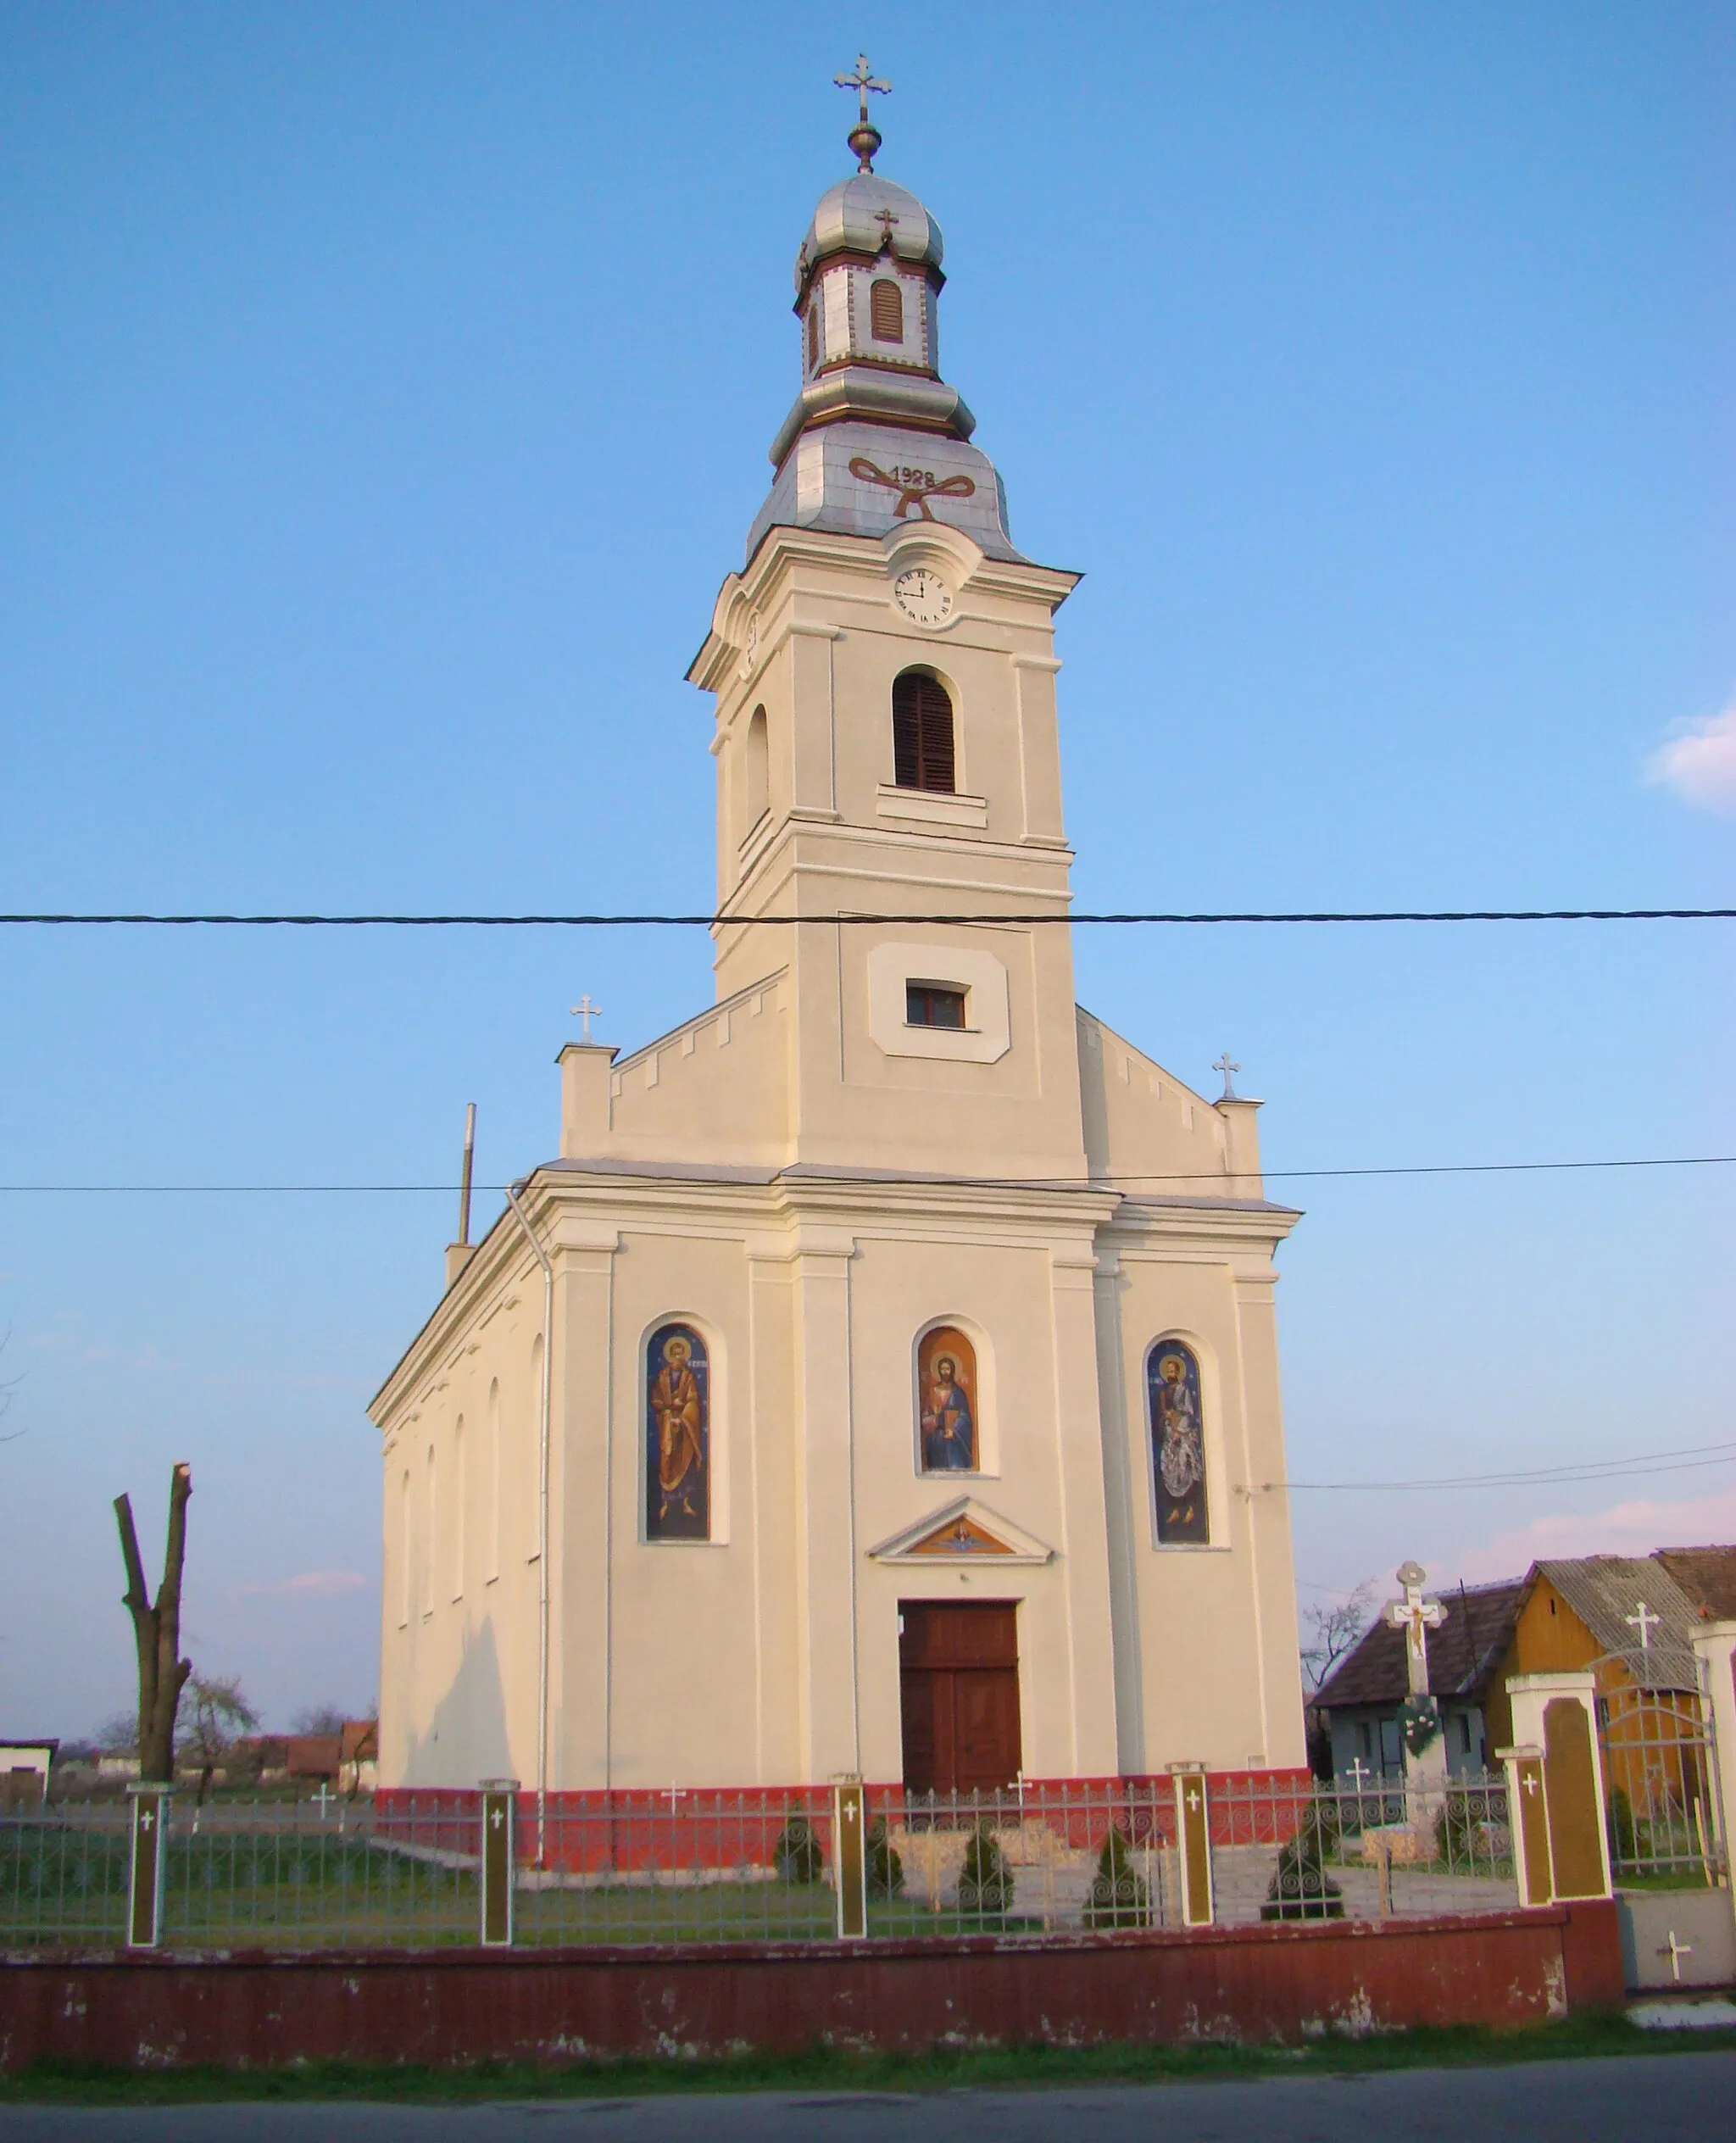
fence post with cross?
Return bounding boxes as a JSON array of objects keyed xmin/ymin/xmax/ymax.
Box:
[
  {"xmin": 125, "ymin": 1781, "xmax": 170, "ymax": 1949},
  {"xmin": 479, "ymin": 1778, "xmax": 520, "ymax": 1946},
  {"xmin": 1171, "ymin": 1764, "xmax": 1214, "ymax": 1926}
]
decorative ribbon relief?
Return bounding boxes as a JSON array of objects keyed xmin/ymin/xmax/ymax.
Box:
[{"xmin": 849, "ymin": 455, "xmax": 976, "ymax": 521}]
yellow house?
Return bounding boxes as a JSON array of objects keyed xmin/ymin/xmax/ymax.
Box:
[{"xmin": 1485, "ymin": 1556, "xmax": 1714, "ymax": 1853}]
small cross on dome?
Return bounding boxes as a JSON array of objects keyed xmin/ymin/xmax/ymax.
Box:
[{"xmin": 833, "ymin": 53, "xmax": 890, "ymax": 174}]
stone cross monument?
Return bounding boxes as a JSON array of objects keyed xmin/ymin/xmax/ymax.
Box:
[{"xmin": 1383, "ymin": 1560, "xmax": 1449, "ymax": 1811}]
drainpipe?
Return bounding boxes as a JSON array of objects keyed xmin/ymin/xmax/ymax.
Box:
[{"xmin": 503, "ymin": 1179, "xmax": 553, "ymax": 1864}]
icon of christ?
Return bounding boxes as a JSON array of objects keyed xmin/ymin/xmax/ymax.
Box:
[{"xmin": 918, "ymin": 1326, "xmax": 978, "ymax": 1472}]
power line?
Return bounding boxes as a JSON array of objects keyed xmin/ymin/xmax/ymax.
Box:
[
  {"xmin": 1277, "ymin": 1439, "xmax": 1736, "ymax": 1493},
  {"xmin": 0, "ymin": 1153, "xmax": 1729, "ymax": 1193},
  {"xmin": 0, "ymin": 907, "xmax": 1732, "ymax": 928}
]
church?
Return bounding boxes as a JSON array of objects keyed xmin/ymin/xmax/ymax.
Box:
[{"xmin": 370, "ymin": 92, "xmax": 1309, "ymax": 1806}]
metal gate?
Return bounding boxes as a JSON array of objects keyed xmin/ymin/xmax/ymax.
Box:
[
  {"xmin": 1592, "ymin": 1662, "xmax": 1720, "ymax": 1886},
  {"xmin": 1592, "ymin": 1653, "xmax": 1735, "ymax": 1990}
]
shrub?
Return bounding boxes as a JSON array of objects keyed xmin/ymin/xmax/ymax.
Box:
[
  {"xmin": 955, "ymin": 1823, "xmax": 1014, "ymax": 1916},
  {"xmin": 1260, "ymin": 1795, "xmax": 1344, "ymax": 1921},
  {"xmin": 773, "ymin": 1815, "xmax": 823, "ymax": 1884},
  {"xmin": 1082, "ymin": 1825, "xmax": 1149, "ymax": 1929},
  {"xmin": 1606, "ymin": 1784, "xmax": 1636, "ymax": 1862},
  {"xmin": 866, "ymin": 1816, "xmax": 904, "ymax": 1901}
]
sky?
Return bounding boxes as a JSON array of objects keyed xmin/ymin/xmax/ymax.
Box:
[{"xmin": 0, "ymin": 2, "xmax": 1731, "ymax": 1738}]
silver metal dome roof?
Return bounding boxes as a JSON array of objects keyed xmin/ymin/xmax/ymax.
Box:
[{"xmin": 794, "ymin": 174, "xmax": 943, "ymax": 293}]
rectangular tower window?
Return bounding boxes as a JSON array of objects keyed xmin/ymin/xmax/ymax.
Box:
[{"xmin": 906, "ymin": 983, "xmax": 965, "ymax": 1029}]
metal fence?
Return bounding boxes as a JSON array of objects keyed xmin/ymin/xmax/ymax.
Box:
[{"xmin": 1, "ymin": 1770, "xmax": 1522, "ymax": 1952}]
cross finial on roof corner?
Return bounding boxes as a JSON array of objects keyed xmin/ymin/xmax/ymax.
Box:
[
  {"xmin": 834, "ymin": 53, "xmax": 890, "ymax": 174},
  {"xmin": 1213, "ymin": 1051, "xmax": 1241, "ymax": 1101}
]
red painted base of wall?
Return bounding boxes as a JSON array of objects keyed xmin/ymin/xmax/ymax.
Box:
[{"xmin": 0, "ymin": 1905, "xmax": 1624, "ymax": 2071}]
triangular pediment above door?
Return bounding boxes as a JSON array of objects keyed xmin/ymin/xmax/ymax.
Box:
[{"xmin": 866, "ymin": 1496, "xmax": 1054, "ymax": 1566}]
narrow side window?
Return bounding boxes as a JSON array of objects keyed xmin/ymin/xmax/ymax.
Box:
[
  {"xmin": 423, "ymin": 1443, "xmax": 437, "ymax": 1614},
  {"xmin": 486, "ymin": 1378, "xmax": 501, "ymax": 1582},
  {"xmin": 452, "ymin": 1415, "xmax": 465, "ymax": 1600},
  {"xmin": 398, "ymin": 1469, "xmax": 411, "ymax": 1628}
]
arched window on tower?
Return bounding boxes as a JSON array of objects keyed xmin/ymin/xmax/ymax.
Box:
[
  {"xmin": 893, "ymin": 670, "xmax": 955, "ymax": 793},
  {"xmin": 870, "ymin": 276, "xmax": 904, "ymax": 344},
  {"xmin": 807, "ymin": 301, "xmax": 821, "ymax": 371},
  {"xmin": 743, "ymin": 706, "xmax": 769, "ymax": 834},
  {"xmin": 1148, "ymin": 1340, "xmax": 1209, "ymax": 1544}
]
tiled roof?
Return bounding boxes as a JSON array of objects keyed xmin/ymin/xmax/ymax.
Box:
[
  {"xmin": 1652, "ymin": 1546, "xmax": 1736, "ymax": 1623},
  {"xmin": 1316, "ymin": 1580, "xmax": 1527, "ymax": 1712},
  {"xmin": 1536, "ymin": 1556, "xmax": 1703, "ymax": 1690}
]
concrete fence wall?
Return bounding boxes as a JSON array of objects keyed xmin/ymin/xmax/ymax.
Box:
[{"xmin": 0, "ymin": 1903, "xmax": 1624, "ymax": 2071}]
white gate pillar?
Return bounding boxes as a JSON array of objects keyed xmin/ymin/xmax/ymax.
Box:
[{"xmin": 1503, "ymin": 1671, "xmax": 1611, "ymax": 1902}]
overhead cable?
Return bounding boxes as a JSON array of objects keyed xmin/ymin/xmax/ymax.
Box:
[{"xmin": 0, "ymin": 908, "xmax": 1732, "ymax": 929}]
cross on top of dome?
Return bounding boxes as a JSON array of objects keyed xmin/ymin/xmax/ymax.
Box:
[{"xmin": 833, "ymin": 53, "xmax": 890, "ymax": 174}]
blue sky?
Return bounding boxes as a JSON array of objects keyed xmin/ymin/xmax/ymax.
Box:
[{"xmin": 0, "ymin": 3, "xmax": 1730, "ymax": 1735}]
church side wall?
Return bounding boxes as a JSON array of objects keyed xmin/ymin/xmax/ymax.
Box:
[
  {"xmin": 591, "ymin": 1222, "xmax": 764, "ymax": 1790},
  {"xmin": 376, "ymin": 1244, "xmax": 549, "ymax": 1793},
  {"xmin": 1097, "ymin": 1227, "xmax": 1308, "ymax": 1776}
]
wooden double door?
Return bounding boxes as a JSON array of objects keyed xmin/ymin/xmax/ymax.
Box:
[{"xmin": 898, "ymin": 1600, "xmax": 1022, "ymax": 1795}]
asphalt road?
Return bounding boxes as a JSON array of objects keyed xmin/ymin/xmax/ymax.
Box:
[{"xmin": 1, "ymin": 2055, "xmax": 1732, "ymax": 2142}]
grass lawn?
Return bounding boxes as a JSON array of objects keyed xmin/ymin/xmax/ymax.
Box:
[{"xmin": 3, "ymin": 2015, "xmax": 1734, "ymax": 2104}]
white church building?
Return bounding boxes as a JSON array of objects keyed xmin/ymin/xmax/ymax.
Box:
[{"xmin": 370, "ymin": 109, "xmax": 1310, "ymax": 1806}]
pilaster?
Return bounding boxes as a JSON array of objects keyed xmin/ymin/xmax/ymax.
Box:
[
  {"xmin": 787, "ymin": 1227, "xmax": 861, "ymax": 1778},
  {"xmin": 1048, "ymin": 1244, "xmax": 1120, "ymax": 1776},
  {"xmin": 552, "ymin": 1225, "xmax": 620, "ymax": 1790}
]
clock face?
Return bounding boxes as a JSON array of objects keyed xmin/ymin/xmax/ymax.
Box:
[{"xmin": 893, "ymin": 567, "xmax": 953, "ymax": 627}]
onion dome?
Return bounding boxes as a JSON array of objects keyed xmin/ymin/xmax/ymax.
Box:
[{"xmin": 794, "ymin": 174, "xmax": 943, "ymax": 301}]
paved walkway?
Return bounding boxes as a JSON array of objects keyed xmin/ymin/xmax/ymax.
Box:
[{"xmin": 1, "ymin": 2054, "xmax": 1732, "ymax": 2140}]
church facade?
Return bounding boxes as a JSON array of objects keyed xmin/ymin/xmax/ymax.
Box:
[{"xmin": 370, "ymin": 126, "xmax": 1309, "ymax": 1802}]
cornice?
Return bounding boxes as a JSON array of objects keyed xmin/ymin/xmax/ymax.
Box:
[{"xmin": 689, "ymin": 526, "xmax": 1080, "ymax": 689}]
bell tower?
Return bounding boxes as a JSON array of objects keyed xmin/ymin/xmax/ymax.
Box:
[{"xmin": 687, "ymin": 89, "xmax": 1089, "ymax": 1182}]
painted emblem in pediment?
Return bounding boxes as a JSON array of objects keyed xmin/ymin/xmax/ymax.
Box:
[{"xmin": 866, "ymin": 1496, "xmax": 1053, "ymax": 1567}]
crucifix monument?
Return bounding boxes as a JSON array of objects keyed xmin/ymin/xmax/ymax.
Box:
[{"xmin": 1383, "ymin": 1559, "xmax": 1449, "ymax": 1808}]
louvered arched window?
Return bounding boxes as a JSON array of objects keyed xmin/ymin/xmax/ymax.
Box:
[
  {"xmin": 892, "ymin": 670, "xmax": 955, "ymax": 793},
  {"xmin": 807, "ymin": 302, "xmax": 820, "ymax": 371},
  {"xmin": 870, "ymin": 276, "xmax": 904, "ymax": 344}
]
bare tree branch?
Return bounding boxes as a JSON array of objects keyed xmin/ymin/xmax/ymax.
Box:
[
  {"xmin": 114, "ymin": 1463, "xmax": 193, "ymax": 1782},
  {"xmin": 1300, "ymin": 1582, "xmax": 1377, "ymax": 1695}
]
